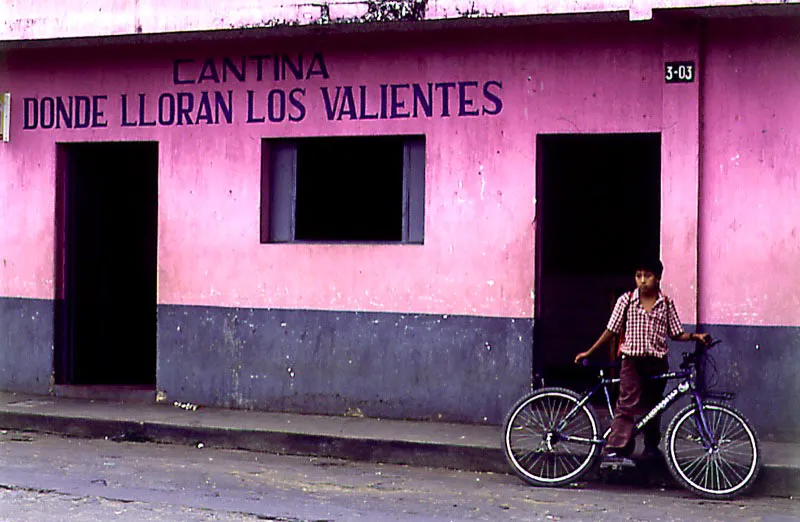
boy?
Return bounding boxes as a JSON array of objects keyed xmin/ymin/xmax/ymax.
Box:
[{"xmin": 574, "ymin": 258, "xmax": 710, "ymax": 463}]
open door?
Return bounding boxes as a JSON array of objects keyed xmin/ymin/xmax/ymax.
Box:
[
  {"xmin": 55, "ymin": 142, "xmax": 158, "ymax": 388},
  {"xmin": 535, "ymin": 133, "xmax": 661, "ymax": 391}
]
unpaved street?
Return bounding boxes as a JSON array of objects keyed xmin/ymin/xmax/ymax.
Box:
[{"xmin": 0, "ymin": 429, "xmax": 797, "ymax": 521}]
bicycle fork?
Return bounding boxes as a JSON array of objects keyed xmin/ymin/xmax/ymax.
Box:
[{"xmin": 691, "ymin": 393, "xmax": 719, "ymax": 452}]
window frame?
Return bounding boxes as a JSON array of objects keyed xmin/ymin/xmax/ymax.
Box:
[{"xmin": 260, "ymin": 135, "xmax": 426, "ymax": 245}]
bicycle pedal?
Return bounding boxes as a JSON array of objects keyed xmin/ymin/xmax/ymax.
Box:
[{"xmin": 600, "ymin": 457, "xmax": 636, "ymax": 471}]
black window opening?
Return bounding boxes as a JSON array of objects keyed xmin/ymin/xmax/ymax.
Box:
[{"xmin": 261, "ymin": 135, "xmax": 425, "ymax": 244}]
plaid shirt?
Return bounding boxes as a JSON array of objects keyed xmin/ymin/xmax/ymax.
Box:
[{"xmin": 607, "ymin": 289, "xmax": 684, "ymax": 358}]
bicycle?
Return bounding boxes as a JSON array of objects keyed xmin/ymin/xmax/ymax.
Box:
[{"xmin": 502, "ymin": 339, "xmax": 761, "ymax": 499}]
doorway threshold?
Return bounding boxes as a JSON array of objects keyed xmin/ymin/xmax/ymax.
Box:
[{"xmin": 53, "ymin": 385, "xmax": 156, "ymax": 404}]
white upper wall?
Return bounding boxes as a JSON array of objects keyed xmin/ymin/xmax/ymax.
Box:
[{"xmin": 2, "ymin": 0, "xmax": 799, "ymax": 41}]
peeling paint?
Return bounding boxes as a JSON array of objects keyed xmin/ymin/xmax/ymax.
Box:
[
  {"xmin": 301, "ymin": 0, "xmax": 429, "ymax": 26},
  {"xmin": 345, "ymin": 0, "xmax": 428, "ymax": 23}
]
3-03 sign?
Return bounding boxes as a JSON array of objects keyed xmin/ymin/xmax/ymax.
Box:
[{"xmin": 665, "ymin": 61, "xmax": 695, "ymax": 83}]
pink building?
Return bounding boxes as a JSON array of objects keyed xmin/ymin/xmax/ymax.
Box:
[{"xmin": 1, "ymin": 1, "xmax": 798, "ymax": 441}]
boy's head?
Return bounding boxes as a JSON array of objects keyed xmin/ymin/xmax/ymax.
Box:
[
  {"xmin": 633, "ymin": 257, "xmax": 663, "ymax": 295},
  {"xmin": 634, "ymin": 258, "xmax": 664, "ymax": 279}
]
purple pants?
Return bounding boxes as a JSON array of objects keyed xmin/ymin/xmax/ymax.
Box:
[{"xmin": 605, "ymin": 355, "xmax": 669, "ymax": 455}]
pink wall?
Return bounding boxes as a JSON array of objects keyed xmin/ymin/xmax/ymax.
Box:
[
  {"xmin": 1, "ymin": 18, "xmax": 798, "ymax": 326},
  {"xmin": 700, "ymin": 18, "xmax": 800, "ymax": 327}
]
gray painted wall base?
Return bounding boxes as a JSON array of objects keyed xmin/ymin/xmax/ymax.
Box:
[
  {"xmin": 0, "ymin": 297, "xmax": 53, "ymax": 394},
  {"xmin": 157, "ymin": 305, "xmax": 534, "ymax": 424},
  {"xmin": 1, "ymin": 297, "xmax": 797, "ymax": 440}
]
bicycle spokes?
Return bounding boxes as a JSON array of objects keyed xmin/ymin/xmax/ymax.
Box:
[
  {"xmin": 667, "ymin": 403, "xmax": 759, "ymax": 498},
  {"xmin": 504, "ymin": 389, "xmax": 600, "ymax": 486}
]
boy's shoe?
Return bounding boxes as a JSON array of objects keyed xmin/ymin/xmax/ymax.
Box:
[
  {"xmin": 600, "ymin": 452, "xmax": 636, "ymax": 470},
  {"xmin": 642, "ymin": 447, "xmax": 665, "ymax": 462}
]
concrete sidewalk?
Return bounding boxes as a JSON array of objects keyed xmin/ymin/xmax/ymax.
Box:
[{"xmin": 0, "ymin": 391, "xmax": 796, "ymax": 497}]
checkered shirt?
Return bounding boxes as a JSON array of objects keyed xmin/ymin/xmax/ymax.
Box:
[{"xmin": 607, "ymin": 289, "xmax": 685, "ymax": 358}]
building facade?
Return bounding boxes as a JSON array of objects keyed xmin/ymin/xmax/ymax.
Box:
[{"xmin": 1, "ymin": 1, "xmax": 798, "ymax": 440}]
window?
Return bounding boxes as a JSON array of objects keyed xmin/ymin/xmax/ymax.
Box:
[{"xmin": 261, "ymin": 135, "xmax": 425, "ymax": 244}]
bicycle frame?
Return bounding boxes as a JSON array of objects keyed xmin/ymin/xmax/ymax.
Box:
[{"xmin": 558, "ymin": 366, "xmax": 717, "ymax": 449}]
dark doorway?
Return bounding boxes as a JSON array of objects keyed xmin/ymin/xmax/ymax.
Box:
[
  {"xmin": 535, "ymin": 133, "xmax": 660, "ymax": 391},
  {"xmin": 55, "ymin": 142, "xmax": 158, "ymax": 386}
]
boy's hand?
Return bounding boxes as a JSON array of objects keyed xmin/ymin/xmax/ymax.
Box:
[
  {"xmin": 574, "ymin": 351, "xmax": 591, "ymax": 364},
  {"xmin": 694, "ymin": 333, "xmax": 712, "ymax": 345}
]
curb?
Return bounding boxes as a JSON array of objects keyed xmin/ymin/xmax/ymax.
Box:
[
  {"xmin": 0, "ymin": 411, "xmax": 795, "ymax": 498},
  {"xmin": 0, "ymin": 411, "xmax": 507, "ymax": 473}
]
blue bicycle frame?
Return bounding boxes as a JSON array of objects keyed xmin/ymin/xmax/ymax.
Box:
[{"xmin": 557, "ymin": 362, "xmax": 725, "ymax": 450}]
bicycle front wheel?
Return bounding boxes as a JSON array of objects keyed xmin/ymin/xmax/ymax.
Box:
[
  {"xmin": 503, "ymin": 387, "xmax": 600, "ymax": 487},
  {"xmin": 665, "ymin": 402, "xmax": 760, "ymax": 499}
]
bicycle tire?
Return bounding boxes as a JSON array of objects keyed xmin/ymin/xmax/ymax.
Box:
[
  {"xmin": 665, "ymin": 401, "xmax": 760, "ymax": 499},
  {"xmin": 503, "ymin": 387, "xmax": 601, "ymax": 487}
]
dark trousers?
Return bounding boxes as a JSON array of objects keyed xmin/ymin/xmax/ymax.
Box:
[{"xmin": 606, "ymin": 355, "xmax": 669, "ymax": 455}]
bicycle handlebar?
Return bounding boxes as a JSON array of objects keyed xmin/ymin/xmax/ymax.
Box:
[
  {"xmin": 578, "ymin": 339, "xmax": 720, "ymax": 371},
  {"xmin": 694, "ymin": 338, "xmax": 721, "ymax": 353},
  {"xmin": 679, "ymin": 338, "xmax": 721, "ymax": 369}
]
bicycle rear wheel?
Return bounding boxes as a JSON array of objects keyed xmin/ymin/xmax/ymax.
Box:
[
  {"xmin": 665, "ymin": 402, "xmax": 760, "ymax": 499},
  {"xmin": 503, "ymin": 387, "xmax": 600, "ymax": 487}
]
